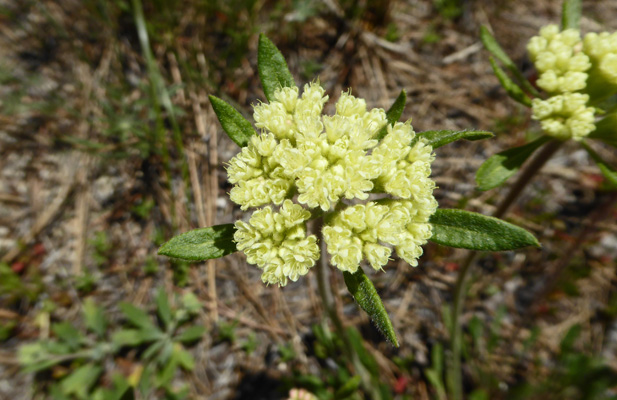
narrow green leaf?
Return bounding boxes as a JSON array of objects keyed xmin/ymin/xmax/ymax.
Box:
[
  {"xmin": 83, "ymin": 298, "xmax": 107, "ymax": 338},
  {"xmin": 112, "ymin": 329, "xmax": 161, "ymax": 347},
  {"xmin": 346, "ymin": 326, "xmax": 380, "ymax": 376},
  {"xmin": 61, "ymin": 364, "xmax": 103, "ymax": 398},
  {"xmin": 158, "ymin": 224, "xmax": 237, "ymax": 261},
  {"xmin": 480, "ymin": 26, "xmax": 539, "ymax": 97},
  {"xmin": 562, "ymin": 0, "xmax": 582, "ymax": 30},
  {"xmin": 429, "ymin": 209, "xmax": 540, "ymax": 251},
  {"xmin": 119, "ymin": 303, "xmax": 158, "ymax": 331},
  {"xmin": 475, "ymin": 135, "xmax": 551, "ymax": 191},
  {"xmin": 581, "ymin": 141, "xmax": 617, "ymax": 188},
  {"xmin": 343, "ymin": 268, "xmax": 399, "ymax": 347},
  {"xmin": 334, "ymin": 375, "xmax": 362, "ymax": 399},
  {"xmin": 489, "ymin": 57, "xmax": 532, "ymax": 107},
  {"xmin": 155, "ymin": 290, "xmax": 172, "ymax": 330},
  {"xmin": 257, "ymin": 34, "xmax": 295, "ymax": 102},
  {"xmin": 173, "ymin": 345, "xmax": 195, "ymax": 370},
  {"xmin": 52, "ymin": 322, "xmax": 82, "ymax": 351},
  {"xmin": 209, "ymin": 95, "xmax": 256, "ymax": 147},
  {"xmin": 375, "ymin": 89, "xmax": 407, "ymax": 140},
  {"xmin": 175, "ymin": 325, "xmax": 206, "ymax": 343},
  {"xmin": 589, "ymin": 113, "xmax": 617, "ymax": 148},
  {"xmin": 412, "ymin": 129, "xmax": 493, "ymax": 148}
]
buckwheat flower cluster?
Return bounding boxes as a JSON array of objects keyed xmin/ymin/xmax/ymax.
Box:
[
  {"xmin": 583, "ymin": 31, "xmax": 617, "ymax": 90},
  {"xmin": 527, "ymin": 24, "xmax": 591, "ymax": 94},
  {"xmin": 234, "ymin": 200, "xmax": 319, "ymax": 286},
  {"xmin": 525, "ymin": 24, "xmax": 614, "ymax": 141},
  {"xmin": 229, "ymin": 83, "xmax": 438, "ymax": 285},
  {"xmin": 531, "ymin": 93, "xmax": 595, "ymax": 141}
]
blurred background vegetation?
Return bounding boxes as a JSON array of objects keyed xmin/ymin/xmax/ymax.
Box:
[{"xmin": 0, "ymin": 0, "xmax": 616, "ymax": 399}]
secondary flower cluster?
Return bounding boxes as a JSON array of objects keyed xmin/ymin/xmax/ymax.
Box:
[
  {"xmin": 229, "ymin": 83, "xmax": 437, "ymax": 286},
  {"xmin": 527, "ymin": 25, "xmax": 617, "ymax": 141}
]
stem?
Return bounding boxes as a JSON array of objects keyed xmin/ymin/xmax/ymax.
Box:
[
  {"xmin": 314, "ymin": 219, "xmax": 382, "ymax": 400},
  {"xmin": 448, "ymin": 139, "xmax": 562, "ymax": 400}
]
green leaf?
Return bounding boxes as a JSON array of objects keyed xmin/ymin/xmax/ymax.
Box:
[
  {"xmin": 173, "ymin": 345, "xmax": 195, "ymax": 370},
  {"xmin": 175, "ymin": 325, "xmax": 206, "ymax": 343},
  {"xmin": 83, "ymin": 298, "xmax": 107, "ymax": 338},
  {"xmin": 489, "ymin": 57, "xmax": 532, "ymax": 107},
  {"xmin": 119, "ymin": 303, "xmax": 158, "ymax": 331},
  {"xmin": 475, "ymin": 135, "xmax": 551, "ymax": 191},
  {"xmin": 589, "ymin": 113, "xmax": 617, "ymax": 148},
  {"xmin": 52, "ymin": 322, "xmax": 83, "ymax": 351},
  {"xmin": 112, "ymin": 329, "xmax": 162, "ymax": 347},
  {"xmin": 158, "ymin": 224, "xmax": 237, "ymax": 261},
  {"xmin": 257, "ymin": 34, "xmax": 295, "ymax": 102},
  {"xmin": 581, "ymin": 141, "xmax": 617, "ymax": 188},
  {"xmin": 343, "ymin": 268, "xmax": 399, "ymax": 347},
  {"xmin": 429, "ymin": 209, "xmax": 540, "ymax": 251},
  {"xmin": 334, "ymin": 375, "xmax": 362, "ymax": 399},
  {"xmin": 155, "ymin": 289, "xmax": 172, "ymax": 330},
  {"xmin": 562, "ymin": 0, "xmax": 582, "ymax": 30},
  {"xmin": 209, "ymin": 95, "xmax": 256, "ymax": 147},
  {"xmin": 60, "ymin": 364, "xmax": 103, "ymax": 399},
  {"xmin": 480, "ymin": 26, "xmax": 539, "ymax": 97},
  {"xmin": 375, "ymin": 90, "xmax": 407, "ymax": 140},
  {"xmin": 346, "ymin": 326, "xmax": 380, "ymax": 376},
  {"xmin": 413, "ymin": 129, "xmax": 493, "ymax": 148}
]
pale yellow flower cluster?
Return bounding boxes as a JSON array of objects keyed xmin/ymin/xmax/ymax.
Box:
[
  {"xmin": 584, "ymin": 31, "xmax": 617, "ymax": 87},
  {"xmin": 229, "ymin": 83, "xmax": 437, "ymax": 285},
  {"xmin": 527, "ymin": 24, "xmax": 617, "ymax": 141}
]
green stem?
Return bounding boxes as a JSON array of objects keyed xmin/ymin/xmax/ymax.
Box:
[
  {"xmin": 447, "ymin": 139, "xmax": 562, "ymax": 400},
  {"xmin": 314, "ymin": 219, "xmax": 382, "ymax": 400}
]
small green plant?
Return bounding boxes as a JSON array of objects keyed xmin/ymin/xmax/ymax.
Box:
[{"xmin": 18, "ymin": 291, "xmax": 205, "ymax": 399}]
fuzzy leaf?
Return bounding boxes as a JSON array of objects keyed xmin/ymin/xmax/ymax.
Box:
[
  {"xmin": 155, "ymin": 290, "xmax": 172, "ymax": 329},
  {"xmin": 475, "ymin": 135, "xmax": 551, "ymax": 191},
  {"xmin": 175, "ymin": 325, "xmax": 206, "ymax": 343},
  {"xmin": 413, "ymin": 129, "xmax": 493, "ymax": 148},
  {"xmin": 257, "ymin": 34, "xmax": 296, "ymax": 102},
  {"xmin": 489, "ymin": 57, "xmax": 532, "ymax": 107},
  {"xmin": 562, "ymin": 0, "xmax": 582, "ymax": 30},
  {"xmin": 429, "ymin": 209, "xmax": 540, "ymax": 251},
  {"xmin": 480, "ymin": 26, "xmax": 539, "ymax": 97},
  {"xmin": 589, "ymin": 114, "xmax": 617, "ymax": 148},
  {"xmin": 119, "ymin": 303, "xmax": 158, "ymax": 332},
  {"xmin": 581, "ymin": 141, "xmax": 617, "ymax": 188},
  {"xmin": 112, "ymin": 329, "xmax": 162, "ymax": 347},
  {"xmin": 61, "ymin": 364, "xmax": 103, "ymax": 399},
  {"xmin": 52, "ymin": 322, "xmax": 82, "ymax": 351},
  {"xmin": 158, "ymin": 224, "xmax": 237, "ymax": 261},
  {"xmin": 83, "ymin": 298, "xmax": 107, "ymax": 338},
  {"xmin": 343, "ymin": 268, "xmax": 399, "ymax": 347},
  {"xmin": 209, "ymin": 95, "xmax": 256, "ymax": 147},
  {"xmin": 376, "ymin": 89, "xmax": 407, "ymax": 140}
]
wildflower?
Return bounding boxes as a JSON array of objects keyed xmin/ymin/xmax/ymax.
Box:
[
  {"xmin": 233, "ymin": 200, "xmax": 319, "ymax": 286},
  {"xmin": 527, "ymin": 24, "xmax": 590, "ymax": 93},
  {"xmin": 228, "ymin": 83, "xmax": 438, "ymax": 284},
  {"xmin": 531, "ymin": 92, "xmax": 595, "ymax": 141}
]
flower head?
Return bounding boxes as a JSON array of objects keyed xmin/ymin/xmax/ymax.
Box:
[
  {"xmin": 531, "ymin": 93, "xmax": 596, "ymax": 141},
  {"xmin": 234, "ymin": 200, "xmax": 319, "ymax": 286},
  {"xmin": 527, "ymin": 25, "xmax": 590, "ymax": 93},
  {"xmin": 583, "ymin": 31, "xmax": 617, "ymax": 87},
  {"xmin": 228, "ymin": 83, "xmax": 438, "ymax": 285}
]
